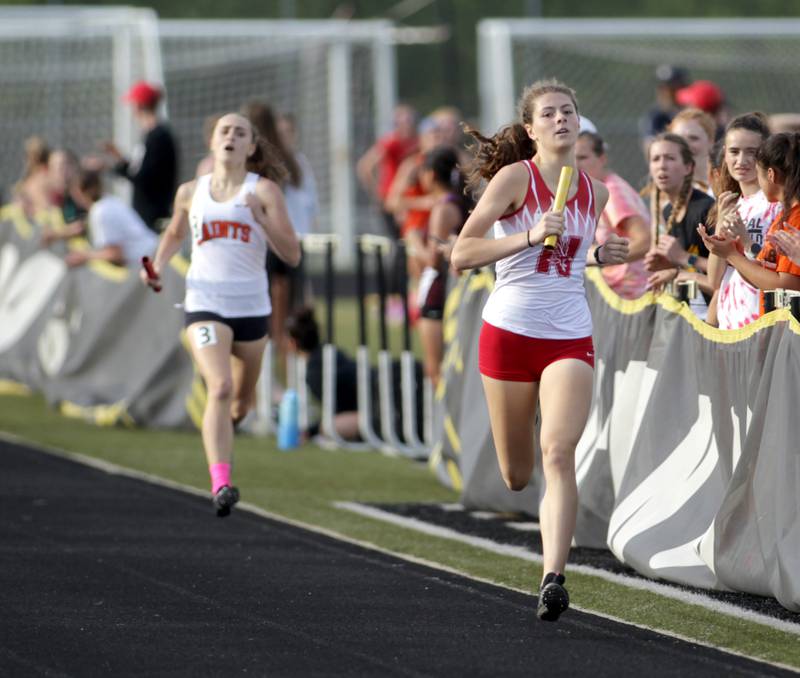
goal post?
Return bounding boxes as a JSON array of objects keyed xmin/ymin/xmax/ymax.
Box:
[
  {"xmin": 478, "ymin": 18, "xmax": 800, "ymax": 185},
  {"xmin": 0, "ymin": 11, "xmax": 398, "ymax": 268},
  {"xmin": 158, "ymin": 19, "xmax": 398, "ymax": 268},
  {"xmin": 0, "ymin": 6, "xmax": 164, "ymax": 204}
]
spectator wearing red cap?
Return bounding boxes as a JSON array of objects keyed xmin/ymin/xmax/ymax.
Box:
[
  {"xmin": 102, "ymin": 80, "xmax": 179, "ymax": 233},
  {"xmin": 676, "ymin": 79, "xmax": 729, "ymax": 139}
]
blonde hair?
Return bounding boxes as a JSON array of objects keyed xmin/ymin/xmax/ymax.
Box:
[{"xmin": 669, "ymin": 107, "xmax": 716, "ymax": 144}]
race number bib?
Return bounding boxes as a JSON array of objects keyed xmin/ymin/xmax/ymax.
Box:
[{"xmin": 194, "ymin": 324, "xmax": 218, "ymax": 348}]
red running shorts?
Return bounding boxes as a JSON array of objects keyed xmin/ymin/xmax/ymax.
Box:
[{"xmin": 478, "ymin": 321, "xmax": 594, "ymax": 383}]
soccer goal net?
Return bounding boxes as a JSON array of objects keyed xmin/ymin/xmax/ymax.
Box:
[
  {"xmin": 478, "ymin": 18, "xmax": 800, "ymax": 186},
  {"xmin": 0, "ymin": 10, "xmax": 397, "ymax": 266},
  {"xmin": 0, "ymin": 6, "xmax": 163, "ymax": 205},
  {"xmin": 159, "ymin": 19, "xmax": 396, "ymax": 265}
]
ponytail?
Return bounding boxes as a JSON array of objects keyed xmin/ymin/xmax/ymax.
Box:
[
  {"xmin": 665, "ymin": 172, "xmax": 694, "ymax": 235},
  {"xmin": 757, "ymin": 132, "xmax": 800, "ymax": 217},
  {"xmin": 241, "ymin": 100, "xmax": 302, "ymax": 187},
  {"xmin": 424, "ymin": 144, "xmax": 475, "ymax": 221},
  {"xmin": 463, "ymin": 123, "xmax": 533, "ymax": 195},
  {"xmin": 246, "ymin": 136, "xmax": 289, "ymax": 185}
]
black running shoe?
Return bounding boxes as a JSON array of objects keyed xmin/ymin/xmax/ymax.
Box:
[
  {"xmin": 212, "ymin": 485, "xmax": 240, "ymax": 518},
  {"xmin": 537, "ymin": 572, "xmax": 569, "ymax": 622}
]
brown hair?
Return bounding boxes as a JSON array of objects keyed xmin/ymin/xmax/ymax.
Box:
[
  {"xmin": 578, "ymin": 131, "xmax": 606, "ymax": 157},
  {"xmin": 240, "ymin": 100, "xmax": 301, "ymax": 187},
  {"xmin": 757, "ymin": 132, "xmax": 800, "ymax": 217},
  {"xmin": 464, "ymin": 79, "xmax": 578, "ymax": 194},
  {"xmin": 77, "ymin": 169, "xmax": 104, "ymax": 202},
  {"xmin": 707, "ymin": 112, "xmax": 770, "ymax": 228},
  {"xmin": 213, "ymin": 113, "xmax": 289, "ymax": 185},
  {"xmin": 647, "ymin": 133, "xmax": 695, "ymax": 241}
]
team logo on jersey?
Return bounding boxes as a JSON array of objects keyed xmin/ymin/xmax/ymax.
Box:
[
  {"xmin": 196, "ymin": 220, "xmax": 252, "ymax": 245},
  {"xmin": 536, "ymin": 236, "xmax": 582, "ymax": 277}
]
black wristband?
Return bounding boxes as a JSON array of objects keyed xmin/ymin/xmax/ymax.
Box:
[
  {"xmin": 526, "ymin": 230, "xmax": 533, "ymax": 248},
  {"xmin": 593, "ymin": 245, "xmax": 604, "ymax": 265}
]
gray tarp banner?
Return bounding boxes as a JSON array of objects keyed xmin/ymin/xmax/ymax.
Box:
[
  {"xmin": 0, "ymin": 208, "xmax": 198, "ymax": 428},
  {"xmin": 433, "ymin": 267, "xmax": 800, "ymax": 611}
]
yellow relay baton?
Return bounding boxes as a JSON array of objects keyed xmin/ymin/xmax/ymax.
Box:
[{"xmin": 543, "ymin": 165, "xmax": 573, "ymax": 250}]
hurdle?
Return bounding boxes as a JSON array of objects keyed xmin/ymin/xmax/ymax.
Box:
[
  {"xmin": 302, "ymin": 233, "xmax": 371, "ymax": 451},
  {"xmin": 359, "ymin": 234, "xmax": 421, "ymax": 458},
  {"xmin": 396, "ymin": 240, "xmax": 430, "ymax": 458}
]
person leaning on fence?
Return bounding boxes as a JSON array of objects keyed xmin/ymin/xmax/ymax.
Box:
[
  {"xmin": 699, "ymin": 132, "xmax": 800, "ymax": 311},
  {"xmin": 704, "ymin": 113, "xmax": 780, "ymax": 329},
  {"xmin": 575, "ymin": 131, "xmax": 651, "ymax": 299},
  {"xmin": 668, "ymin": 108, "xmax": 717, "ymax": 195},
  {"xmin": 412, "ymin": 145, "xmax": 473, "ymax": 387},
  {"xmin": 102, "ymin": 81, "xmax": 179, "ymax": 233},
  {"xmin": 49, "ymin": 169, "xmax": 158, "ymax": 269},
  {"xmin": 644, "ymin": 133, "xmax": 715, "ymax": 318},
  {"xmin": 286, "ymin": 306, "xmax": 423, "ymax": 443},
  {"xmin": 451, "ymin": 79, "xmax": 629, "ymax": 623},
  {"xmin": 140, "ymin": 112, "xmax": 300, "ymax": 518}
]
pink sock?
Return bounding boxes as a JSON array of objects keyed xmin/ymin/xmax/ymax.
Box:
[{"xmin": 209, "ymin": 462, "xmax": 231, "ymax": 494}]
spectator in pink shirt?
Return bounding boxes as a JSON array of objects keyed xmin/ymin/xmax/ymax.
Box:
[{"xmin": 576, "ymin": 131, "xmax": 651, "ymax": 298}]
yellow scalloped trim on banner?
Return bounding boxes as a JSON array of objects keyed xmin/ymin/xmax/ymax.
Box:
[
  {"xmin": 427, "ymin": 442, "xmax": 442, "ymax": 471},
  {"xmin": 443, "ymin": 414, "xmax": 461, "ymax": 455},
  {"xmin": 0, "ymin": 203, "xmax": 35, "ymax": 239},
  {"xmin": 180, "ymin": 328, "xmax": 207, "ymax": 430},
  {"xmin": 169, "ymin": 253, "xmax": 189, "ymax": 276},
  {"xmin": 468, "ymin": 269, "xmax": 495, "ymax": 294},
  {"xmin": 446, "ymin": 459, "xmax": 463, "ymax": 492},
  {"xmin": 59, "ymin": 400, "xmax": 135, "ymax": 427},
  {"xmin": 585, "ymin": 266, "xmax": 800, "ymax": 343},
  {"xmin": 442, "ymin": 276, "xmax": 465, "ymax": 344},
  {"xmin": 0, "ymin": 380, "xmax": 32, "ymax": 396}
]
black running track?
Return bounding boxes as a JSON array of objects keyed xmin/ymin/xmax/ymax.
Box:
[{"xmin": 0, "ymin": 440, "xmax": 792, "ymax": 678}]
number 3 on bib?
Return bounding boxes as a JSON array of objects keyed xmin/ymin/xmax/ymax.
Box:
[{"xmin": 194, "ymin": 324, "xmax": 218, "ymax": 348}]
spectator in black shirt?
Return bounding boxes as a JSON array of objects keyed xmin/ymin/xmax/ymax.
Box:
[
  {"xmin": 287, "ymin": 307, "xmax": 423, "ymax": 442},
  {"xmin": 639, "ymin": 65, "xmax": 689, "ymax": 158},
  {"xmin": 644, "ymin": 133, "xmax": 715, "ymax": 317},
  {"xmin": 102, "ymin": 81, "xmax": 178, "ymax": 233}
]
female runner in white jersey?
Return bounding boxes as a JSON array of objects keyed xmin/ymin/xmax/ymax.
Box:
[
  {"xmin": 141, "ymin": 112, "xmax": 301, "ymax": 517},
  {"xmin": 452, "ymin": 80, "xmax": 629, "ymax": 621}
]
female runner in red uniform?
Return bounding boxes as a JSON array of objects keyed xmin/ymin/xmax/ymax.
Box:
[{"xmin": 452, "ymin": 80, "xmax": 628, "ymax": 621}]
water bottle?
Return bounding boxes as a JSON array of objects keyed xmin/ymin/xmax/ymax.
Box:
[{"xmin": 277, "ymin": 389, "xmax": 300, "ymax": 450}]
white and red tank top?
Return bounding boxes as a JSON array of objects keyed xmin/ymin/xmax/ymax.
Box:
[
  {"xmin": 717, "ymin": 190, "xmax": 780, "ymax": 329},
  {"xmin": 482, "ymin": 160, "xmax": 597, "ymax": 339},
  {"xmin": 185, "ymin": 172, "xmax": 271, "ymax": 317}
]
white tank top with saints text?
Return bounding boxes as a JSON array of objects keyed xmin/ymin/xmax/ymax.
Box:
[
  {"xmin": 185, "ymin": 172, "xmax": 271, "ymax": 317},
  {"xmin": 482, "ymin": 161, "xmax": 597, "ymax": 339}
]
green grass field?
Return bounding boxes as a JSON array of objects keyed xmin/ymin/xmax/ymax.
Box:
[{"xmin": 2, "ymin": 391, "xmax": 799, "ymax": 670}]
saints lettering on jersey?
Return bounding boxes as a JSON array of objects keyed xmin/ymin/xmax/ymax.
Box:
[{"xmin": 194, "ymin": 220, "xmax": 252, "ymax": 246}]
